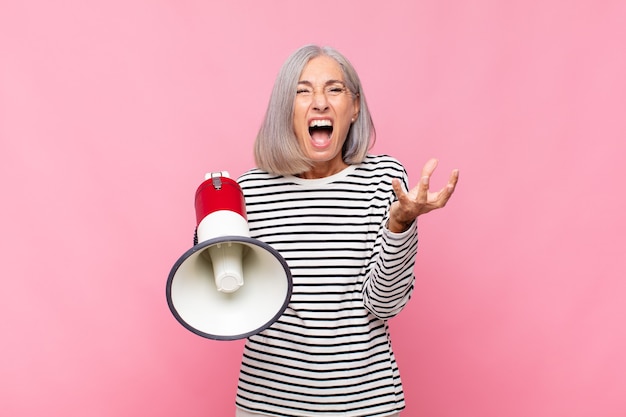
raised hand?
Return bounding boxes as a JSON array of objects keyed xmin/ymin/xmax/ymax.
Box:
[{"xmin": 388, "ymin": 158, "xmax": 460, "ymax": 233}]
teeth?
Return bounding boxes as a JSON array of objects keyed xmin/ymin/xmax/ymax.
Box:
[{"xmin": 309, "ymin": 119, "xmax": 332, "ymax": 128}]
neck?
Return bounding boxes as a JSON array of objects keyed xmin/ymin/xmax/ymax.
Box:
[{"xmin": 298, "ymin": 161, "xmax": 349, "ymax": 179}]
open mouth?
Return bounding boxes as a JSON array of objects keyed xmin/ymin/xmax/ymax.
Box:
[{"xmin": 308, "ymin": 119, "xmax": 333, "ymax": 146}]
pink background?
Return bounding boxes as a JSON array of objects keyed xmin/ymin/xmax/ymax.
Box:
[{"xmin": 2, "ymin": 1, "xmax": 625, "ymax": 416}]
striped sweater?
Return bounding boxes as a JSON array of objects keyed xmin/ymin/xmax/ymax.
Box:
[{"xmin": 235, "ymin": 154, "xmax": 419, "ymax": 417}]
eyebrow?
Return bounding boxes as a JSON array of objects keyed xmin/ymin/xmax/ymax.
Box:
[{"xmin": 297, "ymin": 79, "xmax": 347, "ymax": 86}]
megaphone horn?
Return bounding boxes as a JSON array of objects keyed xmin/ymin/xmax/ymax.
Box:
[{"xmin": 166, "ymin": 171, "xmax": 292, "ymax": 340}]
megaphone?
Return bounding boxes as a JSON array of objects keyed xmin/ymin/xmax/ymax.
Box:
[{"xmin": 166, "ymin": 171, "xmax": 292, "ymax": 340}]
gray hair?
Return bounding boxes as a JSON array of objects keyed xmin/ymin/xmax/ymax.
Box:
[{"xmin": 254, "ymin": 45, "xmax": 376, "ymax": 175}]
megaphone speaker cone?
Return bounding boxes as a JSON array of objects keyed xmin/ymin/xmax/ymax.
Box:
[{"xmin": 166, "ymin": 236, "xmax": 292, "ymax": 340}]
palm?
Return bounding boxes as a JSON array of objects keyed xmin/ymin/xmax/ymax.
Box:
[{"xmin": 390, "ymin": 158, "xmax": 459, "ymax": 226}]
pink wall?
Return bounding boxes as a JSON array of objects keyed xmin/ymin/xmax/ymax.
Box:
[{"xmin": 2, "ymin": 1, "xmax": 625, "ymax": 416}]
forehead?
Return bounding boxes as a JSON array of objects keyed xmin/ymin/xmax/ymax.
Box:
[{"xmin": 299, "ymin": 55, "xmax": 345, "ymax": 82}]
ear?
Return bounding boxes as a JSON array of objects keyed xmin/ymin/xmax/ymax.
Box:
[{"xmin": 352, "ymin": 95, "xmax": 360, "ymax": 121}]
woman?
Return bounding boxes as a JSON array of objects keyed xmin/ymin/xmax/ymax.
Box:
[{"xmin": 235, "ymin": 45, "xmax": 459, "ymax": 417}]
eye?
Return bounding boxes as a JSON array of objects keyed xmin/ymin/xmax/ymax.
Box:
[
  {"xmin": 326, "ymin": 85, "xmax": 346, "ymax": 95},
  {"xmin": 296, "ymin": 87, "xmax": 313, "ymax": 95}
]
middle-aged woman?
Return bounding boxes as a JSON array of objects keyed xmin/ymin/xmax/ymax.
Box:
[{"xmin": 234, "ymin": 44, "xmax": 460, "ymax": 417}]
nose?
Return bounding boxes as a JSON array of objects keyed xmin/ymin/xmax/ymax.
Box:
[{"xmin": 312, "ymin": 90, "xmax": 329, "ymax": 112}]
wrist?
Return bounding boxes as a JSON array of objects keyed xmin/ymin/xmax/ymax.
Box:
[{"xmin": 387, "ymin": 217, "xmax": 413, "ymax": 233}]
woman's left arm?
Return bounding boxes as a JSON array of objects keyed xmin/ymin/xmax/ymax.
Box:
[
  {"xmin": 362, "ymin": 159, "xmax": 459, "ymax": 319},
  {"xmin": 362, "ymin": 220, "xmax": 419, "ymax": 319}
]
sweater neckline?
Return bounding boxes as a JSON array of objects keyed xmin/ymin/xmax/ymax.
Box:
[{"xmin": 285, "ymin": 164, "xmax": 357, "ymax": 186}]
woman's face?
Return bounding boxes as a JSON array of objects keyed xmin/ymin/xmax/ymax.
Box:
[{"xmin": 293, "ymin": 55, "xmax": 360, "ymax": 178}]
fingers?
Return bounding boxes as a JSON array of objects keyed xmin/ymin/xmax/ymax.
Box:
[
  {"xmin": 417, "ymin": 158, "xmax": 437, "ymax": 203},
  {"xmin": 391, "ymin": 178, "xmax": 405, "ymax": 200},
  {"xmin": 421, "ymin": 158, "xmax": 459, "ymax": 195},
  {"xmin": 417, "ymin": 173, "xmax": 429, "ymax": 204},
  {"xmin": 447, "ymin": 169, "xmax": 460, "ymax": 193},
  {"xmin": 420, "ymin": 158, "xmax": 438, "ymax": 180},
  {"xmin": 435, "ymin": 169, "xmax": 460, "ymax": 208},
  {"xmin": 394, "ymin": 162, "xmax": 459, "ymax": 217}
]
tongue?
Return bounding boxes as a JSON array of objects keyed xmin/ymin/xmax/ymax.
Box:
[{"xmin": 311, "ymin": 130, "xmax": 331, "ymax": 147}]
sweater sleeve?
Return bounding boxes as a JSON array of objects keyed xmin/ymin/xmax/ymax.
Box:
[
  {"xmin": 361, "ymin": 158, "xmax": 419, "ymax": 320},
  {"xmin": 362, "ymin": 219, "xmax": 418, "ymax": 319}
]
